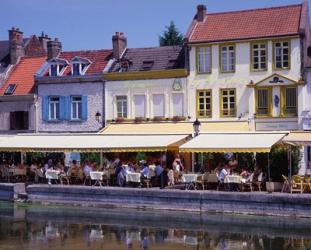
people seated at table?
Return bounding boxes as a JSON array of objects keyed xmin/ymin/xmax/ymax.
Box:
[
  {"xmin": 83, "ymin": 160, "xmax": 92, "ymax": 177},
  {"xmin": 155, "ymin": 161, "xmax": 167, "ymax": 189},
  {"xmin": 218, "ymin": 164, "xmax": 229, "ymax": 183},
  {"xmin": 228, "ymin": 155, "xmax": 238, "ymax": 173},
  {"xmin": 140, "ymin": 163, "xmax": 149, "ymax": 179},
  {"xmin": 44, "ymin": 159, "xmax": 53, "ymax": 173},
  {"xmin": 115, "ymin": 162, "xmax": 125, "ymax": 187},
  {"xmin": 167, "ymin": 167, "xmax": 174, "ymax": 186},
  {"xmin": 252, "ymin": 165, "xmax": 262, "ymax": 183},
  {"xmin": 239, "ymin": 166, "xmax": 251, "ymax": 179}
]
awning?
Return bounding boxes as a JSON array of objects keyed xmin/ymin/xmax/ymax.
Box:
[
  {"xmin": 179, "ymin": 132, "xmax": 286, "ymax": 153},
  {"xmin": 100, "ymin": 121, "xmax": 250, "ymax": 135},
  {"xmin": 283, "ymin": 131, "xmax": 311, "ymax": 146},
  {"xmin": 0, "ymin": 134, "xmax": 189, "ymax": 153}
]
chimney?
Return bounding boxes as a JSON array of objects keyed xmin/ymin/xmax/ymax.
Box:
[
  {"xmin": 196, "ymin": 5, "xmax": 207, "ymax": 22},
  {"xmin": 47, "ymin": 38, "xmax": 62, "ymax": 59},
  {"xmin": 9, "ymin": 27, "xmax": 24, "ymax": 64},
  {"xmin": 39, "ymin": 32, "xmax": 51, "ymax": 52},
  {"xmin": 112, "ymin": 32, "xmax": 127, "ymax": 60}
]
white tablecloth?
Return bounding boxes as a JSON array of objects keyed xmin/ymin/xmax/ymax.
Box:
[
  {"xmin": 90, "ymin": 171, "xmax": 104, "ymax": 180},
  {"xmin": 45, "ymin": 170, "xmax": 60, "ymax": 180},
  {"xmin": 126, "ymin": 173, "xmax": 141, "ymax": 183},
  {"xmin": 9, "ymin": 168, "xmax": 26, "ymax": 176},
  {"xmin": 182, "ymin": 174, "xmax": 200, "ymax": 183},
  {"xmin": 224, "ymin": 175, "xmax": 242, "ymax": 184}
]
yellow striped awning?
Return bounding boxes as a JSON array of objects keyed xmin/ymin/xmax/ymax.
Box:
[
  {"xmin": 283, "ymin": 131, "xmax": 311, "ymax": 146},
  {"xmin": 0, "ymin": 134, "xmax": 190, "ymax": 153},
  {"xmin": 179, "ymin": 132, "xmax": 286, "ymax": 153}
]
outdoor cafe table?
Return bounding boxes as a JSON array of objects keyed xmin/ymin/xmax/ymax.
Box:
[
  {"xmin": 9, "ymin": 168, "xmax": 26, "ymax": 176},
  {"xmin": 126, "ymin": 172, "xmax": 141, "ymax": 183},
  {"xmin": 90, "ymin": 171, "xmax": 106, "ymax": 186},
  {"xmin": 224, "ymin": 175, "xmax": 242, "ymax": 191},
  {"xmin": 182, "ymin": 174, "xmax": 201, "ymax": 190},
  {"xmin": 45, "ymin": 170, "xmax": 60, "ymax": 181}
]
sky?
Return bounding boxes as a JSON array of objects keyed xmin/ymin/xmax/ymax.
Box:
[{"xmin": 0, "ymin": 0, "xmax": 308, "ymax": 51}]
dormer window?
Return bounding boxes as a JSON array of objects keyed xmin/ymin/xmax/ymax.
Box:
[
  {"xmin": 140, "ymin": 60, "xmax": 154, "ymax": 71},
  {"xmin": 4, "ymin": 84, "xmax": 16, "ymax": 95},
  {"xmin": 71, "ymin": 57, "xmax": 91, "ymax": 76},
  {"xmin": 48, "ymin": 58, "xmax": 68, "ymax": 76}
]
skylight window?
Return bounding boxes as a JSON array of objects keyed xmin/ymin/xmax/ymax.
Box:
[
  {"xmin": 4, "ymin": 84, "xmax": 16, "ymax": 95},
  {"xmin": 140, "ymin": 60, "xmax": 154, "ymax": 71}
]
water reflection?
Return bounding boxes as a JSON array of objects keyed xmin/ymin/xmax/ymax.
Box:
[{"xmin": 0, "ymin": 203, "xmax": 310, "ymax": 249}]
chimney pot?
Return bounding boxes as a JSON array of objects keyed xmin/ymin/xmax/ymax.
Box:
[
  {"xmin": 9, "ymin": 27, "xmax": 24, "ymax": 64},
  {"xmin": 112, "ymin": 32, "xmax": 127, "ymax": 60},
  {"xmin": 196, "ymin": 5, "xmax": 207, "ymax": 22},
  {"xmin": 47, "ymin": 38, "xmax": 62, "ymax": 59}
]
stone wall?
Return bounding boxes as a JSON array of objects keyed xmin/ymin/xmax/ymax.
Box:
[
  {"xmin": 0, "ymin": 183, "xmax": 25, "ymax": 201},
  {"xmin": 27, "ymin": 185, "xmax": 311, "ymax": 218}
]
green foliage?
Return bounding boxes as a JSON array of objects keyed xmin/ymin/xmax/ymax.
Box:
[
  {"xmin": 80, "ymin": 153, "xmax": 100, "ymax": 165},
  {"xmin": 257, "ymin": 145, "xmax": 301, "ymax": 182},
  {"xmin": 135, "ymin": 152, "xmax": 146, "ymax": 162},
  {"xmin": 159, "ymin": 21, "xmax": 184, "ymax": 46}
]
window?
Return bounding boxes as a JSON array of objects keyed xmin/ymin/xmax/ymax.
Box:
[
  {"xmin": 49, "ymin": 96, "xmax": 60, "ymax": 120},
  {"xmin": 4, "ymin": 84, "xmax": 16, "ymax": 95},
  {"xmin": 116, "ymin": 96, "xmax": 128, "ymax": 118},
  {"xmin": 220, "ymin": 89, "xmax": 236, "ymax": 117},
  {"xmin": 50, "ymin": 64, "xmax": 65, "ymax": 76},
  {"xmin": 152, "ymin": 94, "xmax": 165, "ymax": 117},
  {"xmin": 72, "ymin": 63, "xmax": 88, "ymax": 76},
  {"xmin": 172, "ymin": 93, "xmax": 184, "ymax": 117},
  {"xmin": 274, "ymin": 41, "xmax": 290, "ymax": 69},
  {"xmin": 10, "ymin": 111, "xmax": 28, "ymax": 130},
  {"xmin": 71, "ymin": 96, "xmax": 82, "ymax": 120},
  {"xmin": 220, "ymin": 45, "xmax": 235, "ymax": 72},
  {"xmin": 282, "ymin": 87, "xmax": 297, "ymax": 117},
  {"xmin": 256, "ymin": 88, "xmax": 271, "ymax": 116},
  {"xmin": 197, "ymin": 47, "xmax": 211, "ymax": 73},
  {"xmin": 197, "ymin": 90, "xmax": 212, "ymax": 118},
  {"xmin": 140, "ymin": 61, "xmax": 154, "ymax": 71},
  {"xmin": 251, "ymin": 43, "xmax": 267, "ymax": 71},
  {"xmin": 134, "ymin": 95, "xmax": 146, "ymax": 118}
]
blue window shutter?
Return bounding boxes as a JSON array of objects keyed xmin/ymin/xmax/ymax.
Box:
[
  {"xmin": 65, "ymin": 96, "xmax": 71, "ymax": 120},
  {"xmin": 59, "ymin": 96, "xmax": 66, "ymax": 120},
  {"xmin": 82, "ymin": 95, "xmax": 88, "ymax": 121},
  {"xmin": 42, "ymin": 96, "xmax": 49, "ymax": 121}
]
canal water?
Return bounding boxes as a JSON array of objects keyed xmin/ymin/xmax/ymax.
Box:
[{"xmin": 0, "ymin": 202, "xmax": 310, "ymax": 250}]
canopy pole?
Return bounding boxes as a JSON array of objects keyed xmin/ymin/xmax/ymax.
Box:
[
  {"xmin": 100, "ymin": 151, "xmax": 103, "ymax": 169},
  {"xmin": 267, "ymin": 152, "xmax": 271, "ymax": 182},
  {"xmin": 289, "ymin": 145, "xmax": 292, "ymax": 183}
]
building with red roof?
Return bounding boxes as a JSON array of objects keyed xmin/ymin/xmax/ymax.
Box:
[
  {"xmin": 0, "ymin": 27, "xmax": 48, "ymax": 133},
  {"xmin": 35, "ymin": 38, "xmax": 113, "ymax": 133}
]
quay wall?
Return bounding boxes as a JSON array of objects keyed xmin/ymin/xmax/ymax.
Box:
[
  {"xmin": 0, "ymin": 183, "xmax": 25, "ymax": 201},
  {"xmin": 26, "ymin": 185, "xmax": 311, "ymax": 218}
]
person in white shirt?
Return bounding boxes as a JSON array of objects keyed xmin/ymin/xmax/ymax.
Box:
[
  {"xmin": 83, "ymin": 160, "xmax": 92, "ymax": 177},
  {"xmin": 218, "ymin": 166, "xmax": 228, "ymax": 183}
]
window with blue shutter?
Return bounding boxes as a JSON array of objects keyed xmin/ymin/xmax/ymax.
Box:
[
  {"xmin": 59, "ymin": 96, "xmax": 67, "ymax": 121},
  {"xmin": 42, "ymin": 96, "xmax": 49, "ymax": 121},
  {"xmin": 81, "ymin": 95, "xmax": 88, "ymax": 121}
]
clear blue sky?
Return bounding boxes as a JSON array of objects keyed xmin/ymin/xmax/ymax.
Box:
[{"xmin": 0, "ymin": 0, "xmax": 308, "ymax": 51}]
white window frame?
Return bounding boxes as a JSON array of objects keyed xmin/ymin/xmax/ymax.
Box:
[
  {"xmin": 49, "ymin": 96, "xmax": 60, "ymax": 120},
  {"xmin": 116, "ymin": 95, "xmax": 128, "ymax": 118},
  {"xmin": 71, "ymin": 96, "xmax": 82, "ymax": 120},
  {"xmin": 251, "ymin": 43, "xmax": 267, "ymax": 71},
  {"xmin": 274, "ymin": 41, "xmax": 290, "ymax": 70},
  {"xmin": 152, "ymin": 94, "xmax": 165, "ymax": 118},
  {"xmin": 197, "ymin": 47, "xmax": 211, "ymax": 73},
  {"xmin": 172, "ymin": 93, "xmax": 184, "ymax": 117},
  {"xmin": 220, "ymin": 45, "xmax": 235, "ymax": 73}
]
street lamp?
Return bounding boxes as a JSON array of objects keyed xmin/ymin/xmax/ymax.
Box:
[
  {"xmin": 193, "ymin": 118, "xmax": 201, "ymax": 137},
  {"xmin": 95, "ymin": 111, "xmax": 102, "ymax": 123}
]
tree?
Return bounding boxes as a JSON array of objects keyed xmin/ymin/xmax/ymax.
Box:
[{"xmin": 159, "ymin": 21, "xmax": 184, "ymax": 46}]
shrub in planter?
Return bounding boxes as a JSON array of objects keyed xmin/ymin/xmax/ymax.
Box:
[
  {"xmin": 153, "ymin": 116, "xmax": 165, "ymax": 122},
  {"xmin": 172, "ymin": 116, "xmax": 186, "ymax": 122},
  {"xmin": 134, "ymin": 117, "xmax": 144, "ymax": 123},
  {"xmin": 115, "ymin": 117, "xmax": 125, "ymax": 123}
]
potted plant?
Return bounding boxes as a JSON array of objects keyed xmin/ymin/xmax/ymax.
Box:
[
  {"xmin": 134, "ymin": 117, "xmax": 144, "ymax": 123},
  {"xmin": 153, "ymin": 116, "xmax": 165, "ymax": 122},
  {"xmin": 172, "ymin": 116, "xmax": 186, "ymax": 122},
  {"xmin": 115, "ymin": 117, "xmax": 125, "ymax": 123}
]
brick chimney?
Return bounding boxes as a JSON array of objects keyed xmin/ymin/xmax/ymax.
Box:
[
  {"xmin": 39, "ymin": 32, "xmax": 51, "ymax": 52},
  {"xmin": 47, "ymin": 38, "xmax": 62, "ymax": 59},
  {"xmin": 9, "ymin": 27, "xmax": 24, "ymax": 64},
  {"xmin": 196, "ymin": 5, "xmax": 207, "ymax": 22},
  {"xmin": 112, "ymin": 32, "xmax": 127, "ymax": 60}
]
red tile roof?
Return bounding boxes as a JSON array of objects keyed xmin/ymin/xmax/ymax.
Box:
[
  {"xmin": 0, "ymin": 56, "xmax": 46, "ymax": 96},
  {"xmin": 189, "ymin": 4, "xmax": 302, "ymax": 43},
  {"xmin": 58, "ymin": 49, "xmax": 112, "ymax": 75}
]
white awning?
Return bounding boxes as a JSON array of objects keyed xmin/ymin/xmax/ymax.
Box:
[
  {"xmin": 0, "ymin": 134, "xmax": 189, "ymax": 152},
  {"xmin": 283, "ymin": 132, "xmax": 311, "ymax": 146},
  {"xmin": 179, "ymin": 132, "xmax": 286, "ymax": 153}
]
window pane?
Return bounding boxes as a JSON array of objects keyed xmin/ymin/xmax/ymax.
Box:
[
  {"xmin": 153, "ymin": 94, "xmax": 165, "ymax": 117},
  {"xmin": 134, "ymin": 95, "xmax": 146, "ymax": 118},
  {"xmin": 172, "ymin": 93, "xmax": 184, "ymax": 117}
]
